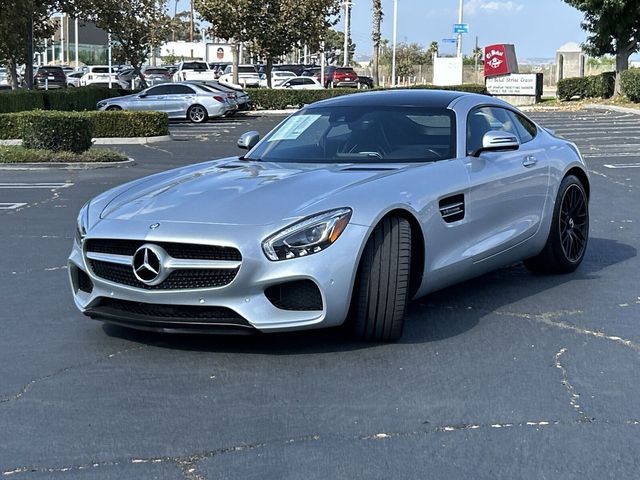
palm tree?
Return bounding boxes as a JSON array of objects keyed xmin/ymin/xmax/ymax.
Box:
[
  {"xmin": 372, "ymin": 0, "xmax": 383, "ymax": 85},
  {"xmin": 428, "ymin": 41, "xmax": 438, "ymax": 63}
]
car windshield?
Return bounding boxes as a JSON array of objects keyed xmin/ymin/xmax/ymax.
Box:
[
  {"xmin": 92, "ymin": 67, "xmax": 112, "ymax": 74},
  {"xmin": 245, "ymin": 106, "xmax": 455, "ymax": 164}
]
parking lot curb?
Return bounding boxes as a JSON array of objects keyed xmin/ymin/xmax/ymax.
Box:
[
  {"xmin": 244, "ymin": 109, "xmax": 298, "ymax": 116},
  {"xmin": 0, "ymin": 136, "xmax": 171, "ymax": 147},
  {"xmin": 0, "ymin": 157, "xmax": 136, "ymax": 170},
  {"xmin": 584, "ymin": 103, "xmax": 640, "ymax": 115}
]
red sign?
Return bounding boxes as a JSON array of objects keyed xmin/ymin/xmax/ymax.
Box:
[{"xmin": 484, "ymin": 44, "xmax": 519, "ymax": 78}]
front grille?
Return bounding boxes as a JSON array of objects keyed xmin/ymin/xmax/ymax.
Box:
[
  {"xmin": 90, "ymin": 298, "xmax": 250, "ymax": 326},
  {"xmin": 85, "ymin": 239, "xmax": 241, "ymax": 261},
  {"xmin": 265, "ymin": 280, "xmax": 323, "ymax": 311},
  {"xmin": 88, "ymin": 259, "xmax": 238, "ymax": 290}
]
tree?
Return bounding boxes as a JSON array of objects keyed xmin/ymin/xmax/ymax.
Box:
[
  {"xmin": 380, "ymin": 42, "xmax": 428, "ymax": 78},
  {"xmin": 79, "ymin": 0, "xmax": 170, "ymax": 86},
  {"xmin": 0, "ymin": 0, "xmax": 65, "ymax": 89},
  {"xmin": 427, "ymin": 41, "xmax": 439, "ymax": 63},
  {"xmin": 197, "ymin": 0, "xmax": 339, "ymax": 86},
  {"xmin": 371, "ymin": 0, "xmax": 383, "ymax": 85},
  {"xmin": 323, "ymin": 28, "xmax": 356, "ymax": 66},
  {"xmin": 564, "ymin": 0, "xmax": 640, "ymax": 95},
  {"xmin": 195, "ymin": 0, "xmax": 253, "ymax": 84},
  {"xmin": 169, "ymin": 10, "xmax": 202, "ymax": 42}
]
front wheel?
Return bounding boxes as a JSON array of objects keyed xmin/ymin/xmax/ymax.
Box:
[
  {"xmin": 187, "ymin": 104, "xmax": 208, "ymax": 124},
  {"xmin": 106, "ymin": 105, "xmax": 122, "ymax": 111},
  {"xmin": 524, "ymin": 175, "xmax": 589, "ymax": 273},
  {"xmin": 350, "ymin": 217, "xmax": 412, "ymax": 342}
]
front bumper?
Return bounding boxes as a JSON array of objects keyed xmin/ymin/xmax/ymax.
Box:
[{"xmin": 68, "ymin": 220, "xmax": 370, "ymax": 334}]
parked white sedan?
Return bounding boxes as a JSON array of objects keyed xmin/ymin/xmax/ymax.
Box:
[
  {"xmin": 274, "ymin": 77, "xmax": 324, "ymax": 90},
  {"xmin": 259, "ymin": 71, "xmax": 297, "ymax": 88}
]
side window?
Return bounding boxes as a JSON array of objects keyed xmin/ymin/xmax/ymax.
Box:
[
  {"xmin": 302, "ymin": 78, "xmax": 315, "ymax": 85},
  {"xmin": 288, "ymin": 78, "xmax": 304, "ymax": 86},
  {"xmin": 466, "ymin": 106, "xmax": 518, "ymax": 155},
  {"xmin": 509, "ymin": 111, "xmax": 537, "ymax": 144},
  {"xmin": 145, "ymin": 86, "xmax": 167, "ymax": 96},
  {"xmin": 163, "ymin": 85, "xmax": 195, "ymax": 95}
]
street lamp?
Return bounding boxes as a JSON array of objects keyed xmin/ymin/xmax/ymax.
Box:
[
  {"xmin": 343, "ymin": 1, "xmax": 353, "ymax": 66},
  {"xmin": 391, "ymin": 0, "xmax": 398, "ymax": 87},
  {"xmin": 456, "ymin": 0, "xmax": 464, "ymax": 58}
]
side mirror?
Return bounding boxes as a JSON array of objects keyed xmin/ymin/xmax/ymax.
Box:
[
  {"xmin": 473, "ymin": 130, "xmax": 520, "ymax": 157},
  {"xmin": 138, "ymin": 93, "xmax": 147, "ymax": 98},
  {"xmin": 238, "ymin": 131, "xmax": 260, "ymax": 150}
]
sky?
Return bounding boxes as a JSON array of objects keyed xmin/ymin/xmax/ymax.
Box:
[{"xmin": 177, "ymin": 0, "xmax": 588, "ymax": 60}]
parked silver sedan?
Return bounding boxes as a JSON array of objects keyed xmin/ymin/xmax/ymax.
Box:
[
  {"xmin": 96, "ymin": 82, "xmax": 228, "ymax": 123},
  {"xmin": 72, "ymin": 90, "xmax": 590, "ymax": 341}
]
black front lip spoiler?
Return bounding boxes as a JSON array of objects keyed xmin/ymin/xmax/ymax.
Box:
[{"xmin": 85, "ymin": 309, "xmax": 258, "ymax": 335}]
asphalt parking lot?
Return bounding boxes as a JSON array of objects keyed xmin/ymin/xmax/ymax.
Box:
[{"xmin": 0, "ymin": 108, "xmax": 638, "ymax": 479}]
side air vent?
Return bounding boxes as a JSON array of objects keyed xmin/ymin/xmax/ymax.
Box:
[{"xmin": 439, "ymin": 194, "xmax": 465, "ymax": 223}]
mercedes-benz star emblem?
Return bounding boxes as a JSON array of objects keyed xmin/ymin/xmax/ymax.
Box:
[{"xmin": 132, "ymin": 245, "xmax": 164, "ymax": 284}]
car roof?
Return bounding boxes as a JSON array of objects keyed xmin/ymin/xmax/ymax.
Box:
[{"xmin": 308, "ymin": 89, "xmax": 473, "ymax": 109}]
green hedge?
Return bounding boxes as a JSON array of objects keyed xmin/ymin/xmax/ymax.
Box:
[
  {"xmin": 557, "ymin": 72, "xmax": 615, "ymax": 101},
  {"xmin": 620, "ymin": 68, "xmax": 640, "ymax": 102},
  {"xmin": 0, "ymin": 110, "xmax": 168, "ymax": 140},
  {"xmin": 246, "ymin": 84, "xmax": 489, "ymax": 109},
  {"xmin": 86, "ymin": 111, "xmax": 169, "ymax": 137},
  {"xmin": 20, "ymin": 111, "xmax": 93, "ymax": 153},
  {"xmin": 0, "ymin": 146, "xmax": 127, "ymax": 163},
  {"xmin": 0, "ymin": 87, "xmax": 130, "ymax": 113}
]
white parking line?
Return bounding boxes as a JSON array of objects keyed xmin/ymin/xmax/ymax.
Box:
[
  {"xmin": 0, "ymin": 182, "xmax": 73, "ymax": 189},
  {"xmin": 604, "ymin": 163, "xmax": 640, "ymax": 169},
  {"xmin": 0, "ymin": 202, "xmax": 27, "ymax": 210}
]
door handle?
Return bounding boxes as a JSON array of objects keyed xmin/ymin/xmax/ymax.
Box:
[{"xmin": 523, "ymin": 155, "xmax": 537, "ymax": 167}]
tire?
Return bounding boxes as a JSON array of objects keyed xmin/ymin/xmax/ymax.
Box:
[
  {"xmin": 187, "ymin": 104, "xmax": 208, "ymax": 124},
  {"xmin": 106, "ymin": 105, "xmax": 122, "ymax": 111},
  {"xmin": 350, "ymin": 217, "xmax": 412, "ymax": 342},
  {"xmin": 524, "ymin": 175, "xmax": 589, "ymax": 274}
]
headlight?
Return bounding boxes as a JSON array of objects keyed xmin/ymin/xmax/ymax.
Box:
[
  {"xmin": 75, "ymin": 202, "xmax": 89, "ymax": 245},
  {"xmin": 97, "ymin": 101, "xmax": 106, "ymax": 108},
  {"xmin": 262, "ymin": 208, "xmax": 352, "ymax": 261}
]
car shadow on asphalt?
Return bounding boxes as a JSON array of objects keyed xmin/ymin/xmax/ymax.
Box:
[{"xmin": 102, "ymin": 237, "xmax": 636, "ymax": 354}]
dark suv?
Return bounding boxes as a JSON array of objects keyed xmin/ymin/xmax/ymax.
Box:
[
  {"xmin": 302, "ymin": 66, "xmax": 359, "ymax": 88},
  {"xmin": 34, "ymin": 66, "xmax": 67, "ymax": 89}
]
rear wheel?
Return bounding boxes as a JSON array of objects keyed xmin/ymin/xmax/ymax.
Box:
[
  {"xmin": 350, "ymin": 217, "xmax": 411, "ymax": 342},
  {"xmin": 524, "ymin": 175, "xmax": 589, "ymax": 273},
  {"xmin": 187, "ymin": 104, "xmax": 208, "ymax": 124}
]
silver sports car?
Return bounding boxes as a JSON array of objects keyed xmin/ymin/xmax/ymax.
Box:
[{"xmin": 69, "ymin": 90, "xmax": 589, "ymax": 341}]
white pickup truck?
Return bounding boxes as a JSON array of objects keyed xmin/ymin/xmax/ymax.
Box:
[{"xmin": 172, "ymin": 61, "xmax": 218, "ymax": 82}]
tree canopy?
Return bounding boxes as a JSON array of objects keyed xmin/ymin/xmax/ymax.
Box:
[
  {"xmin": 197, "ymin": 0, "xmax": 339, "ymax": 85},
  {"xmin": 564, "ymin": 0, "xmax": 640, "ymax": 94}
]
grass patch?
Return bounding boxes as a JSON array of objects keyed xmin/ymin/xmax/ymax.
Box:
[{"xmin": 0, "ymin": 146, "xmax": 128, "ymax": 164}]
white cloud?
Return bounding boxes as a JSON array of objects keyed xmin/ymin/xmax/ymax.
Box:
[{"xmin": 465, "ymin": 0, "xmax": 524, "ymax": 15}]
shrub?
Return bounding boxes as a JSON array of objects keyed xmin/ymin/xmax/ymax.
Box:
[
  {"xmin": 0, "ymin": 86, "xmax": 131, "ymax": 113},
  {"xmin": 44, "ymin": 87, "xmax": 125, "ymax": 111},
  {"xmin": 620, "ymin": 68, "xmax": 640, "ymax": 102},
  {"xmin": 0, "ymin": 112, "xmax": 26, "ymax": 139},
  {"xmin": 0, "ymin": 110, "xmax": 168, "ymax": 140},
  {"xmin": 20, "ymin": 111, "xmax": 94, "ymax": 153},
  {"xmin": 557, "ymin": 73, "xmax": 615, "ymax": 101},
  {"xmin": 0, "ymin": 90, "xmax": 45, "ymax": 113},
  {"xmin": 246, "ymin": 84, "xmax": 489, "ymax": 109},
  {"xmin": 87, "ymin": 111, "xmax": 169, "ymax": 137},
  {"xmin": 0, "ymin": 146, "xmax": 126, "ymax": 163}
]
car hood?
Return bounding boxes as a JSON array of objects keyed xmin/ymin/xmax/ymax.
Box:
[{"xmin": 99, "ymin": 158, "xmax": 408, "ymax": 226}]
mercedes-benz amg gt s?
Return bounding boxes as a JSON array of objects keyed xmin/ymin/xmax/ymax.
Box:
[{"xmin": 69, "ymin": 90, "xmax": 589, "ymax": 341}]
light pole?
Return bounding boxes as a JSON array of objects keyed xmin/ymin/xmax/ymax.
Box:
[
  {"xmin": 107, "ymin": 32, "xmax": 113, "ymax": 89},
  {"xmin": 342, "ymin": 1, "xmax": 352, "ymax": 66},
  {"xmin": 456, "ymin": 0, "xmax": 464, "ymax": 58},
  {"xmin": 391, "ymin": 0, "xmax": 398, "ymax": 87},
  {"xmin": 74, "ymin": 17, "xmax": 79, "ymax": 70}
]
